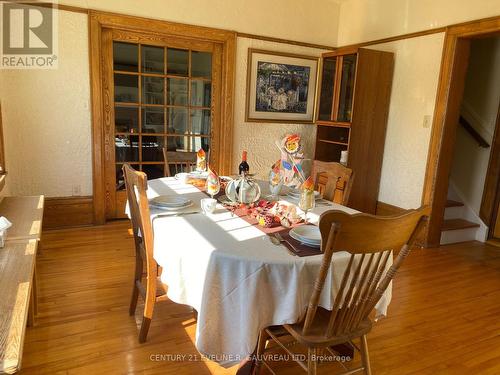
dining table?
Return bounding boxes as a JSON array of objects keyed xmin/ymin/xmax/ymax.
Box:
[{"xmin": 139, "ymin": 176, "xmax": 393, "ymax": 369}]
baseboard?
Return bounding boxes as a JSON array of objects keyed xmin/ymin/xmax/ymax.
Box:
[
  {"xmin": 43, "ymin": 196, "xmax": 94, "ymax": 229},
  {"xmin": 376, "ymin": 201, "xmax": 407, "ymax": 216}
]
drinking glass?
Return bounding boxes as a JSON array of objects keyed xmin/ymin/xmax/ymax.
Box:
[
  {"xmin": 268, "ymin": 170, "xmax": 283, "ymax": 201},
  {"xmin": 206, "ymin": 176, "xmax": 220, "ymax": 199},
  {"xmin": 298, "ymin": 189, "xmax": 315, "ymax": 223}
]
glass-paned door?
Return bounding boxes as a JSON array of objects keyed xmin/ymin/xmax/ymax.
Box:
[
  {"xmin": 317, "ymin": 57, "xmax": 336, "ymax": 121},
  {"xmin": 337, "ymin": 54, "xmax": 357, "ymax": 122},
  {"xmin": 103, "ymin": 30, "xmax": 219, "ymax": 218}
]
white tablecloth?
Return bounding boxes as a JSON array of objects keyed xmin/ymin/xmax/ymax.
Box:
[{"xmin": 142, "ymin": 178, "xmax": 393, "ymax": 367}]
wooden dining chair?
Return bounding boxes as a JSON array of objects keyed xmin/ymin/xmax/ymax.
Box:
[
  {"xmin": 163, "ymin": 148, "xmax": 197, "ymax": 177},
  {"xmin": 123, "ymin": 163, "xmax": 169, "ymax": 343},
  {"xmin": 311, "ymin": 160, "xmax": 354, "ymax": 205},
  {"xmin": 255, "ymin": 207, "xmax": 428, "ymax": 375}
]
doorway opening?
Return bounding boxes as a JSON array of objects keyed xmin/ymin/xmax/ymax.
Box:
[
  {"xmin": 423, "ymin": 16, "xmax": 500, "ymax": 247},
  {"xmin": 440, "ymin": 37, "xmax": 500, "ymax": 245}
]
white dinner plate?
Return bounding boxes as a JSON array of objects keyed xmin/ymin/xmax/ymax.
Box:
[
  {"xmin": 150, "ymin": 201, "xmax": 194, "ymax": 211},
  {"xmin": 289, "ymin": 230, "xmax": 321, "ymax": 248},
  {"xmin": 286, "ymin": 190, "xmax": 322, "ymax": 199},
  {"xmin": 290, "ymin": 226, "xmax": 321, "ymax": 244},
  {"xmin": 150, "ymin": 196, "xmax": 192, "ymax": 208},
  {"xmin": 188, "ymin": 171, "xmax": 209, "ymax": 179},
  {"xmin": 174, "ymin": 172, "xmax": 189, "ymax": 180}
]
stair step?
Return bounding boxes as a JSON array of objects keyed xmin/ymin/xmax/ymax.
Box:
[
  {"xmin": 446, "ymin": 199, "xmax": 464, "ymax": 208},
  {"xmin": 442, "ymin": 219, "xmax": 480, "ymax": 231}
]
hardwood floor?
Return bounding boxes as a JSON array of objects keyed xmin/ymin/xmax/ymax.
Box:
[{"xmin": 19, "ymin": 221, "xmax": 500, "ymax": 374}]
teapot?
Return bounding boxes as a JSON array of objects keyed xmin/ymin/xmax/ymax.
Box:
[{"xmin": 225, "ymin": 173, "xmax": 261, "ymax": 204}]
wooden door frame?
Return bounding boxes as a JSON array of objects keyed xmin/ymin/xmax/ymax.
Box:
[
  {"xmin": 481, "ymin": 105, "xmax": 500, "ymax": 238},
  {"xmin": 89, "ymin": 11, "xmax": 236, "ymax": 224},
  {"xmin": 421, "ymin": 16, "xmax": 500, "ymax": 247}
]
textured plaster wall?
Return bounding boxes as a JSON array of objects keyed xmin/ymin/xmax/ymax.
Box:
[
  {"xmin": 60, "ymin": 0, "xmax": 340, "ymax": 46},
  {"xmin": 0, "ymin": 11, "xmax": 92, "ymax": 197},
  {"xmin": 233, "ymin": 38, "xmax": 326, "ymax": 178},
  {"xmin": 337, "ymin": 0, "xmax": 500, "ymax": 46},
  {"xmin": 369, "ymin": 33, "xmax": 444, "ymax": 209}
]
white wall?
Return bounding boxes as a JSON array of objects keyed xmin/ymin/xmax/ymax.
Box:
[
  {"xmin": 371, "ymin": 33, "xmax": 444, "ymax": 209},
  {"xmin": 338, "ymin": 0, "xmax": 500, "ymax": 46},
  {"xmin": 450, "ymin": 37, "xmax": 500, "ymax": 215},
  {"xmin": 0, "ymin": 11, "xmax": 92, "ymax": 197},
  {"xmin": 60, "ymin": 0, "xmax": 340, "ymax": 46}
]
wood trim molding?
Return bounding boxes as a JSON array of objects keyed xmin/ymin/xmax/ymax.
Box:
[
  {"xmin": 376, "ymin": 201, "xmax": 407, "ymax": 216},
  {"xmin": 18, "ymin": 2, "xmax": 89, "ymax": 14},
  {"xmin": 338, "ymin": 27, "xmax": 446, "ymax": 50},
  {"xmin": 89, "ymin": 10, "xmax": 236, "ymax": 223},
  {"xmin": 336, "ymin": 16, "xmax": 500, "ymax": 50},
  {"xmin": 43, "ymin": 196, "xmax": 94, "ymax": 229},
  {"xmin": 236, "ymin": 32, "xmax": 334, "ymax": 50},
  {"xmin": 421, "ymin": 16, "xmax": 500, "ymax": 247},
  {"xmin": 480, "ymin": 104, "xmax": 500, "ymax": 227}
]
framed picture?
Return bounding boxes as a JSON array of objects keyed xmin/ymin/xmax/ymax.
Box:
[{"xmin": 245, "ymin": 49, "xmax": 319, "ymax": 123}]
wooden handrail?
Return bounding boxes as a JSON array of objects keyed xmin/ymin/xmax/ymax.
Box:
[{"xmin": 459, "ymin": 116, "xmax": 490, "ymax": 148}]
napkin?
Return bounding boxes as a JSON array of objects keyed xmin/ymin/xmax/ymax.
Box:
[{"xmin": 0, "ymin": 216, "xmax": 12, "ymax": 248}]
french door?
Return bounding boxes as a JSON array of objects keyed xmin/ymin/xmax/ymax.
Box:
[{"xmin": 101, "ymin": 29, "xmax": 222, "ymax": 218}]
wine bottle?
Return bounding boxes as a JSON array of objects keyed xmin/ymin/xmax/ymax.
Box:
[{"xmin": 238, "ymin": 150, "xmax": 250, "ymax": 175}]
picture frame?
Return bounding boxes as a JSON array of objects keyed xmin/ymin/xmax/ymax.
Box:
[{"xmin": 245, "ymin": 48, "xmax": 319, "ymax": 124}]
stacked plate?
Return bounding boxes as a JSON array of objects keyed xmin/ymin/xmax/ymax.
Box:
[
  {"xmin": 286, "ymin": 188, "xmax": 322, "ymax": 200},
  {"xmin": 149, "ymin": 195, "xmax": 193, "ymax": 211},
  {"xmin": 289, "ymin": 226, "xmax": 321, "ymax": 248},
  {"xmin": 187, "ymin": 171, "xmax": 209, "ymax": 179}
]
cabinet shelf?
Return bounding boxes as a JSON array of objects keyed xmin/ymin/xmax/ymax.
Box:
[
  {"xmin": 316, "ymin": 121, "xmax": 351, "ymax": 128},
  {"xmin": 318, "ymin": 139, "xmax": 349, "ymax": 146}
]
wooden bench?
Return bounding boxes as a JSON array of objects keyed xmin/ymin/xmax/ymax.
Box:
[
  {"xmin": 0, "ymin": 196, "xmax": 44, "ymax": 374},
  {"xmin": 0, "ymin": 196, "xmax": 44, "ymax": 241},
  {"xmin": 0, "ymin": 240, "xmax": 38, "ymax": 374}
]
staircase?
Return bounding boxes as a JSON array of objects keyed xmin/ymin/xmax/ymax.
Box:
[{"xmin": 440, "ymin": 199, "xmax": 481, "ymax": 245}]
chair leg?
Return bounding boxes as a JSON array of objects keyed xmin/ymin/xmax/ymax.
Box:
[
  {"xmin": 129, "ymin": 282, "xmax": 139, "ymax": 316},
  {"xmin": 129, "ymin": 250, "xmax": 142, "ymax": 316},
  {"xmin": 192, "ymin": 308, "xmax": 198, "ymax": 321},
  {"xmin": 138, "ymin": 316, "xmax": 152, "ymax": 343},
  {"xmin": 254, "ymin": 329, "xmax": 269, "ymax": 374},
  {"xmin": 307, "ymin": 347, "xmax": 317, "ymax": 375},
  {"xmin": 360, "ymin": 335, "xmax": 372, "ymax": 375},
  {"xmin": 138, "ymin": 277, "xmax": 156, "ymax": 343}
]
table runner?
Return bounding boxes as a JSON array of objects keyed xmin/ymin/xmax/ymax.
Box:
[
  {"xmin": 194, "ymin": 179, "xmax": 322, "ymax": 257},
  {"xmin": 221, "ymin": 205, "xmax": 322, "ymax": 257}
]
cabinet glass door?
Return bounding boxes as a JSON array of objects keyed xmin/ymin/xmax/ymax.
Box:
[
  {"xmin": 317, "ymin": 57, "xmax": 336, "ymax": 121},
  {"xmin": 337, "ymin": 54, "xmax": 357, "ymax": 122}
]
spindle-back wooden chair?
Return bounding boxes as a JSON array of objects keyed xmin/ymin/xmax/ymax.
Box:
[
  {"xmin": 311, "ymin": 160, "xmax": 354, "ymax": 205},
  {"xmin": 255, "ymin": 207, "xmax": 428, "ymax": 375},
  {"xmin": 163, "ymin": 148, "xmax": 197, "ymax": 177},
  {"xmin": 123, "ymin": 164, "xmax": 169, "ymax": 343}
]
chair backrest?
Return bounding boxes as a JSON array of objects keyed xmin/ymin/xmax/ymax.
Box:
[
  {"xmin": 311, "ymin": 160, "xmax": 354, "ymax": 205},
  {"xmin": 122, "ymin": 164, "xmax": 156, "ymax": 276},
  {"xmin": 302, "ymin": 207, "xmax": 429, "ymax": 337},
  {"xmin": 163, "ymin": 148, "xmax": 197, "ymax": 177}
]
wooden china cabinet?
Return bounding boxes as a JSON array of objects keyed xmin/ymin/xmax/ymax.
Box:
[{"xmin": 315, "ymin": 48, "xmax": 394, "ymax": 214}]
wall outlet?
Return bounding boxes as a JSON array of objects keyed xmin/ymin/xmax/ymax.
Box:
[
  {"xmin": 72, "ymin": 185, "xmax": 81, "ymax": 196},
  {"xmin": 423, "ymin": 115, "xmax": 432, "ymax": 128}
]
